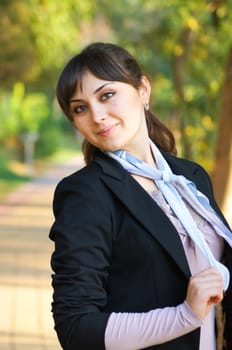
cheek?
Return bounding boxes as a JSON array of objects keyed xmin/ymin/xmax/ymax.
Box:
[
  {"xmin": 73, "ymin": 120, "xmax": 94, "ymax": 141},
  {"xmin": 73, "ymin": 116, "xmax": 85, "ymax": 128}
]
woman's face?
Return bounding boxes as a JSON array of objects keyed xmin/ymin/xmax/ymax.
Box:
[{"xmin": 69, "ymin": 70, "xmax": 151, "ymax": 155}]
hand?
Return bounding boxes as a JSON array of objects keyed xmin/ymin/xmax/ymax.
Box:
[{"xmin": 186, "ymin": 267, "xmax": 224, "ymax": 321}]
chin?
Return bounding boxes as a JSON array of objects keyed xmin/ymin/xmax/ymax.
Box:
[{"xmin": 100, "ymin": 143, "xmax": 122, "ymax": 152}]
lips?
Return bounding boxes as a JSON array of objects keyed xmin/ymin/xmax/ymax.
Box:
[{"xmin": 97, "ymin": 124, "xmax": 118, "ymax": 136}]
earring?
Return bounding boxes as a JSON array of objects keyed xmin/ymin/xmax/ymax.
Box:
[{"xmin": 144, "ymin": 103, "xmax": 150, "ymax": 111}]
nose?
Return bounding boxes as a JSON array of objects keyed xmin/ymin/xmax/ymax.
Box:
[{"xmin": 91, "ymin": 104, "xmax": 106, "ymax": 123}]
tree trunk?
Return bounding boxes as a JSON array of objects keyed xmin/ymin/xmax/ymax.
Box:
[
  {"xmin": 211, "ymin": 46, "xmax": 232, "ymax": 226},
  {"xmin": 172, "ymin": 27, "xmax": 196, "ymax": 159}
]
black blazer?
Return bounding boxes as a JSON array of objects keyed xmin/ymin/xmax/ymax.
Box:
[{"xmin": 50, "ymin": 150, "xmax": 232, "ymax": 350}]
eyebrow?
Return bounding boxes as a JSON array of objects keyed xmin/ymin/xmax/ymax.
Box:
[{"xmin": 69, "ymin": 82, "xmax": 113, "ymax": 103}]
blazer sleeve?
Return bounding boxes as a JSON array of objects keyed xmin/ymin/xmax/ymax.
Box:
[
  {"xmin": 193, "ymin": 163, "xmax": 232, "ymax": 349},
  {"xmin": 223, "ymin": 247, "xmax": 232, "ymax": 350},
  {"xmin": 49, "ymin": 172, "xmax": 113, "ymax": 350}
]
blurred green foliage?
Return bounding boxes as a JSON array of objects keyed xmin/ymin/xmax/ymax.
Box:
[{"xmin": 0, "ymin": 82, "xmax": 49, "ymax": 136}]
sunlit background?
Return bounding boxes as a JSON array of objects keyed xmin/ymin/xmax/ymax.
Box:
[{"xmin": 0, "ymin": 0, "xmax": 231, "ymax": 348}]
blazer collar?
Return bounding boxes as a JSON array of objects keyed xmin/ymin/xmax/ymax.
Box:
[{"xmin": 94, "ymin": 150, "xmax": 192, "ymax": 278}]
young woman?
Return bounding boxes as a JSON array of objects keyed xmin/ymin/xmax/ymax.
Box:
[{"xmin": 49, "ymin": 42, "xmax": 232, "ymax": 350}]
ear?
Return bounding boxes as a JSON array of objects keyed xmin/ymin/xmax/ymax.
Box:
[{"xmin": 138, "ymin": 75, "xmax": 151, "ymax": 105}]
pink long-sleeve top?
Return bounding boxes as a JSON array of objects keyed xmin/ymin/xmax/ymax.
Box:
[{"xmin": 104, "ymin": 187, "xmax": 224, "ymax": 350}]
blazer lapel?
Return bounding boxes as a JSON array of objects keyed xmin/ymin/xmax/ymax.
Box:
[{"xmin": 94, "ymin": 152, "xmax": 191, "ymax": 279}]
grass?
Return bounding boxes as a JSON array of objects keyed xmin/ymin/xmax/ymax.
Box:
[
  {"xmin": 0, "ymin": 146, "xmax": 81, "ymax": 202},
  {"xmin": 0, "ymin": 151, "xmax": 30, "ymax": 200}
]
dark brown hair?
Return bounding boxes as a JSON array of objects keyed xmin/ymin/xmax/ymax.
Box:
[{"xmin": 56, "ymin": 42, "xmax": 176, "ymax": 164}]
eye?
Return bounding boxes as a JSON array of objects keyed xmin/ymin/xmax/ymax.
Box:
[
  {"xmin": 72, "ymin": 104, "xmax": 87, "ymax": 114},
  {"xmin": 101, "ymin": 91, "xmax": 115, "ymax": 101}
]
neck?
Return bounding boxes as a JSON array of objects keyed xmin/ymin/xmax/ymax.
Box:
[{"xmin": 128, "ymin": 140, "xmax": 156, "ymax": 166}]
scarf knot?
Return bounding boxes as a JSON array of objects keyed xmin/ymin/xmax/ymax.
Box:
[{"xmin": 160, "ymin": 171, "xmax": 175, "ymax": 183}]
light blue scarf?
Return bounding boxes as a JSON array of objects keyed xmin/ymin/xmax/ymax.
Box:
[{"xmin": 107, "ymin": 141, "xmax": 232, "ymax": 290}]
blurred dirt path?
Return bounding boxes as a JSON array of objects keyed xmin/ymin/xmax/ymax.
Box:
[{"xmin": 0, "ymin": 154, "xmax": 84, "ymax": 350}]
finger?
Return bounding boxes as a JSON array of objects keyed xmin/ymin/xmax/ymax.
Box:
[{"xmin": 190, "ymin": 267, "xmax": 223, "ymax": 287}]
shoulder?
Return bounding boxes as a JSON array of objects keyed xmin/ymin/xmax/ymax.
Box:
[
  {"xmin": 163, "ymin": 151, "xmax": 210, "ymax": 180},
  {"xmin": 162, "ymin": 151, "xmax": 214, "ymax": 196},
  {"xmin": 56, "ymin": 151, "xmax": 124, "ymax": 191},
  {"xmin": 162, "ymin": 151, "xmax": 207, "ymax": 176},
  {"xmin": 57, "ymin": 161, "xmax": 102, "ymax": 189},
  {"xmin": 53, "ymin": 162, "xmax": 105, "ymax": 209},
  {"xmin": 52, "ymin": 155, "xmax": 120, "ymax": 215}
]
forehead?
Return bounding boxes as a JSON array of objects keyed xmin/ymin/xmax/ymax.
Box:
[
  {"xmin": 70, "ymin": 69, "xmax": 139, "ymax": 103},
  {"xmin": 75, "ymin": 70, "xmax": 110, "ymax": 95},
  {"xmin": 73, "ymin": 71, "xmax": 139, "ymax": 102}
]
